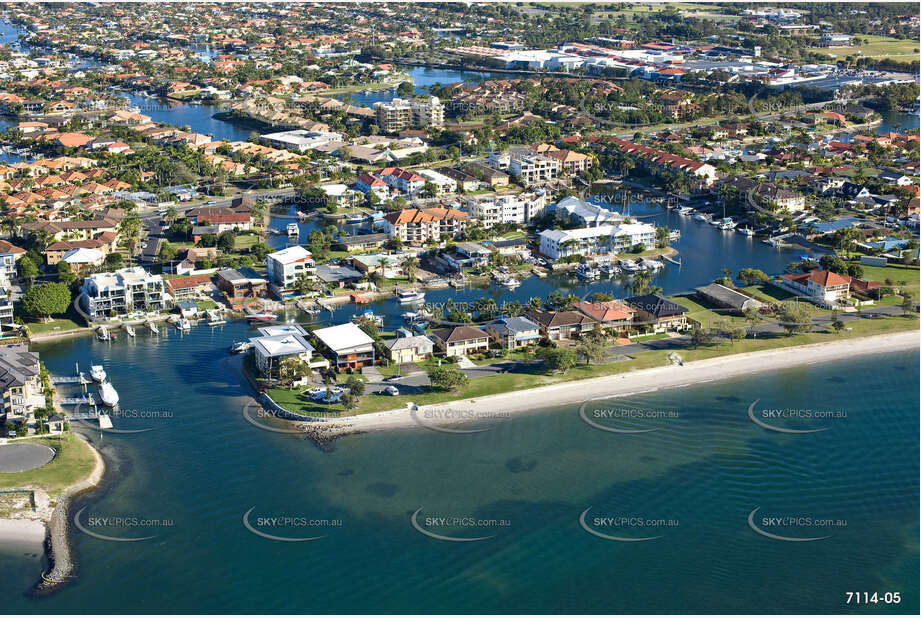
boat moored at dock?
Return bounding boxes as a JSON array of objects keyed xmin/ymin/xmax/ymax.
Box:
[{"xmin": 395, "ymin": 288, "xmax": 425, "ymax": 303}]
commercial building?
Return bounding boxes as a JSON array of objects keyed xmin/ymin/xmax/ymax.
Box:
[
  {"xmin": 261, "ymin": 129, "xmax": 344, "ymax": 152},
  {"xmin": 83, "ymin": 267, "xmax": 166, "ymax": 319}
]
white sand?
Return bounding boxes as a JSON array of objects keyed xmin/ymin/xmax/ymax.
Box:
[
  {"xmin": 318, "ymin": 330, "xmax": 919, "ymax": 433},
  {"xmin": 0, "ymin": 519, "xmax": 46, "ymax": 549}
]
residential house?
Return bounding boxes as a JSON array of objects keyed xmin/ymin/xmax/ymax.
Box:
[
  {"xmin": 384, "ymin": 335, "xmax": 434, "ymax": 363},
  {"xmin": 0, "ymin": 345, "xmax": 44, "ymax": 428},
  {"xmin": 625, "ymin": 294, "xmax": 689, "ymax": 332},
  {"xmin": 265, "ymin": 246, "xmax": 316, "ymax": 292},
  {"xmin": 215, "ymin": 268, "xmax": 268, "ymax": 306},
  {"xmin": 526, "ymin": 309, "xmax": 598, "ymax": 341},
  {"xmin": 0, "ymin": 240, "xmax": 25, "ymax": 279},
  {"xmin": 313, "ymin": 322, "xmax": 376, "ymax": 369},
  {"xmin": 383, "ymin": 207, "xmax": 468, "ymax": 245},
  {"xmin": 779, "ymin": 269, "xmax": 850, "ymax": 305},
  {"xmin": 83, "ymin": 267, "xmax": 166, "ymax": 319},
  {"xmin": 571, "ymin": 299, "xmax": 635, "ymax": 334},
  {"xmin": 431, "ymin": 325, "xmax": 491, "ymax": 357},
  {"xmin": 484, "ymin": 316, "xmax": 542, "ymax": 349}
]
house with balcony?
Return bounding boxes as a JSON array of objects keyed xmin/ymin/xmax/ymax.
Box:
[
  {"xmin": 625, "ymin": 294, "xmax": 689, "ymax": 332},
  {"xmin": 431, "ymin": 325, "xmax": 491, "ymax": 357},
  {"xmin": 266, "ymin": 246, "xmax": 316, "ymax": 295},
  {"xmin": 313, "ymin": 323, "xmax": 376, "ymax": 369},
  {"xmin": 526, "ymin": 309, "xmax": 598, "ymax": 341},
  {"xmin": 779, "ymin": 269, "xmax": 850, "ymax": 306},
  {"xmin": 485, "ymin": 316, "xmax": 542, "ymax": 349},
  {"xmin": 83, "ymin": 267, "xmax": 165, "ymax": 319},
  {"xmin": 0, "ymin": 345, "xmax": 44, "ymax": 430},
  {"xmin": 216, "ymin": 268, "xmax": 268, "ymax": 307}
]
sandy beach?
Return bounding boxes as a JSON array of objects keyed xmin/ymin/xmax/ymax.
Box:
[
  {"xmin": 0, "ymin": 518, "xmax": 46, "ymax": 549},
  {"xmin": 310, "ymin": 330, "xmax": 920, "ymax": 434}
]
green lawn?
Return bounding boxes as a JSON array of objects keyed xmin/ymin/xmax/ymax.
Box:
[
  {"xmin": 26, "ymin": 312, "xmax": 87, "ymax": 335},
  {"xmin": 196, "ymin": 300, "xmax": 219, "ymax": 310},
  {"xmin": 233, "ymin": 234, "xmax": 260, "ymax": 251},
  {"xmin": 857, "ymin": 264, "xmax": 919, "ymax": 297},
  {"xmin": 809, "ymin": 35, "xmax": 920, "ymax": 61},
  {"xmin": 0, "ymin": 434, "xmax": 97, "ymax": 497}
]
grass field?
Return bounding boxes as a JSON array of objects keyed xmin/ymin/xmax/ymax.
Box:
[
  {"xmin": 233, "ymin": 234, "xmax": 260, "ymax": 251},
  {"xmin": 0, "ymin": 434, "xmax": 96, "ymax": 497},
  {"xmin": 809, "ymin": 35, "xmax": 920, "ymax": 61}
]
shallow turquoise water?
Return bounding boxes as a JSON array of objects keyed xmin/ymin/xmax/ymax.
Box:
[{"xmin": 1, "ymin": 324, "xmax": 916, "ymax": 614}]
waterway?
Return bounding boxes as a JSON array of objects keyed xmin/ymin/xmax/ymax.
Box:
[{"xmin": 0, "ymin": 329, "xmax": 915, "ymax": 613}]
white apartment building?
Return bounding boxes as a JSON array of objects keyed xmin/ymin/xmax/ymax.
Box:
[
  {"xmin": 266, "ymin": 246, "xmax": 316, "ymax": 290},
  {"xmin": 538, "ymin": 222, "xmax": 656, "ymax": 260},
  {"xmin": 489, "ymin": 148, "xmax": 559, "ymax": 185},
  {"xmin": 417, "ymin": 169, "xmax": 457, "ymax": 195},
  {"xmin": 463, "ymin": 192, "xmax": 547, "ymax": 227},
  {"xmin": 84, "ymin": 267, "xmax": 166, "ymax": 319}
]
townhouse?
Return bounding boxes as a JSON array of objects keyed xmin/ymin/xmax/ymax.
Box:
[{"xmin": 609, "ymin": 138, "xmax": 718, "ymax": 186}]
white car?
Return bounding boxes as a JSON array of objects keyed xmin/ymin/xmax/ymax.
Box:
[{"xmin": 384, "ymin": 385, "xmax": 399, "ymax": 396}]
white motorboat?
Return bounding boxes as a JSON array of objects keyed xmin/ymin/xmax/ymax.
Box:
[
  {"xmin": 677, "ymin": 206, "xmax": 694, "ymax": 215},
  {"xmin": 96, "ymin": 325, "xmax": 110, "ymax": 341},
  {"xmin": 176, "ymin": 318, "xmax": 191, "ymax": 331},
  {"xmin": 287, "ymin": 222, "xmax": 299, "ymax": 236},
  {"xmin": 621, "ymin": 259, "xmax": 644, "ymax": 273},
  {"xmin": 352, "ymin": 310, "xmax": 383, "ymax": 327},
  {"xmin": 245, "ymin": 309, "xmax": 279, "ymax": 322},
  {"xmin": 124, "ymin": 324, "xmax": 136, "ymax": 337},
  {"xmin": 345, "ymin": 213, "xmax": 367, "ymax": 225},
  {"xmin": 717, "ymin": 217, "xmax": 736, "ymax": 230},
  {"xmin": 395, "ymin": 289, "xmax": 425, "ymax": 303},
  {"xmin": 641, "ymin": 259, "xmax": 664, "ymax": 271},
  {"xmin": 229, "ymin": 340, "xmax": 252, "ymax": 354},
  {"xmin": 207, "ymin": 309, "xmax": 226, "ymax": 326},
  {"xmin": 147, "ymin": 320, "xmax": 159, "ymax": 334},
  {"xmin": 90, "ymin": 365, "xmax": 107, "ymax": 383},
  {"xmin": 575, "ymin": 263, "xmax": 600, "ymax": 280},
  {"xmin": 99, "ymin": 382, "xmax": 119, "ymax": 407},
  {"xmin": 693, "ymin": 213, "xmax": 711, "ymax": 222},
  {"xmin": 738, "ymin": 227, "xmax": 755, "ymax": 236},
  {"xmin": 501, "ymin": 277, "xmax": 521, "ymax": 288}
]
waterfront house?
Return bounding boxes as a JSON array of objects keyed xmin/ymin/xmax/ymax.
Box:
[
  {"xmin": 215, "ymin": 268, "xmax": 268, "ymax": 307},
  {"xmin": 571, "ymin": 299, "xmax": 635, "ymax": 334},
  {"xmin": 384, "ymin": 335, "xmax": 434, "ymax": 364},
  {"xmin": 779, "ymin": 269, "xmax": 850, "ymax": 306},
  {"xmin": 316, "ymin": 264, "xmax": 364, "ymax": 287},
  {"xmin": 332, "ymin": 233, "xmax": 389, "ymax": 253},
  {"xmin": 0, "ymin": 240, "xmax": 25, "ymax": 279},
  {"xmin": 0, "ymin": 290, "xmax": 13, "ymax": 327},
  {"xmin": 695, "ymin": 283, "xmax": 764, "ymax": 314},
  {"xmin": 484, "ymin": 316, "xmax": 542, "ymax": 349},
  {"xmin": 265, "ymin": 246, "xmax": 316, "ymax": 294},
  {"xmin": 526, "ymin": 309, "xmax": 598, "ymax": 341},
  {"xmin": 0, "ymin": 345, "xmax": 44, "ymax": 430},
  {"xmin": 538, "ymin": 222, "xmax": 655, "ymax": 261},
  {"xmin": 430, "ymin": 325, "xmax": 491, "ymax": 357},
  {"xmin": 313, "ymin": 323, "xmax": 376, "ymax": 369},
  {"xmin": 251, "ymin": 334, "xmax": 314, "ymax": 377},
  {"xmin": 625, "ymin": 294, "xmax": 689, "ymax": 332},
  {"xmin": 60, "ymin": 247, "xmax": 104, "ymax": 274},
  {"xmin": 165, "ymin": 274, "xmax": 214, "ymax": 302}
]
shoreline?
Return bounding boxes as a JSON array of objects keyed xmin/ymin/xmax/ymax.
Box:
[
  {"xmin": 35, "ymin": 432, "xmax": 106, "ymax": 594},
  {"xmin": 303, "ymin": 330, "xmax": 919, "ymax": 435}
]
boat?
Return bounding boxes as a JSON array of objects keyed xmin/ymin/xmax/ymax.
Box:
[
  {"xmin": 531, "ymin": 267, "xmax": 547, "ymax": 278},
  {"xmin": 677, "ymin": 206, "xmax": 694, "ymax": 215},
  {"xmin": 96, "ymin": 325, "xmax": 110, "ymax": 341},
  {"xmin": 99, "ymin": 382, "xmax": 119, "ymax": 407},
  {"xmin": 738, "ymin": 227, "xmax": 755, "ymax": 236},
  {"xmin": 669, "ymin": 230, "xmax": 681, "ymax": 240},
  {"xmin": 287, "ymin": 222, "xmax": 299, "ymax": 236},
  {"xmin": 763, "ymin": 238, "xmax": 778, "ymax": 246},
  {"xmin": 693, "ymin": 212, "xmax": 711, "ymax": 222},
  {"xmin": 620, "ymin": 259, "xmax": 644, "ymax": 273},
  {"xmin": 345, "ymin": 213, "xmax": 367, "ymax": 225},
  {"xmin": 147, "ymin": 320, "xmax": 159, "ymax": 334},
  {"xmin": 501, "ymin": 277, "xmax": 521, "ymax": 288},
  {"xmin": 90, "ymin": 365, "xmax": 107, "ymax": 383},
  {"xmin": 125, "ymin": 324, "xmax": 135, "ymax": 337},
  {"xmin": 245, "ymin": 309, "xmax": 279, "ymax": 322},
  {"xmin": 450, "ymin": 277, "xmax": 467, "ymax": 288},
  {"xmin": 575, "ymin": 263, "xmax": 600, "ymax": 280},
  {"xmin": 599, "ymin": 263, "xmax": 621, "ymax": 277},
  {"xmin": 717, "ymin": 217, "xmax": 736, "ymax": 230},
  {"xmin": 642, "ymin": 259, "xmax": 664, "ymax": 271},
  {"xmin": 229, "ymin": 340, "xmax": 252, "ymax": 354},
  {"xmin": 176, "ymin": 318, "xmax": 191, "ymax": 331},
  {"xmin": 395, "ymin": 289, "xmax": 425, "ymax": 303},
  {"xmin": 207, "ymin": 309, "xmax": 226, "ymax": 326},
  {"xmin": 352, "ymin": 309, "xmax": 383, "ymax": 328}
]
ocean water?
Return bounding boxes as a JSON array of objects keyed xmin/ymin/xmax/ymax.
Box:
[{"xmin": 2, "ymin": 324, "xmax": 917, "ymax": 614}]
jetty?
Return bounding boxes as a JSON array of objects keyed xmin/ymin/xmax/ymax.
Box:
[{"xmin": 662, "ymin": 254, "xmax": 682, "ymax": 266}]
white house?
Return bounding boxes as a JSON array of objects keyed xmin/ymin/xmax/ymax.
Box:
[
  {"xmin": 266, "ymin": 246, "xmax": 315, "ymax": 291},
  {"xmin": 538, "ymin": 222, "xmax": 656, "ymax": 260}
]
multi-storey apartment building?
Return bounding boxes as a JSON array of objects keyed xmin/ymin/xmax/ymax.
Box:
[
  {"xmin": 0, "ymin": 240, "xmax": 25, "ymax": 280},
  {"xmin": 462, "ymin": 192, "xmax": 546, "ymax": 227},
  {"xmin": 489, "ymin": 148, "xmax": 560, "ymax": 185},
  {"xmin": 373, "ymin": 96, "xmax": 444, "ymax": 132},
  {"xmin": 84, "ymin": 267, "xmax": 165, "ymax": 319},
  {"xmin": 265, "ymin": 246, "xmax": 316, "ymax": 291},
  {"xmin": 538, "ymin": 222, "xmax": 656, "ymax": 260},
  {"xmin": 0, "ymin": 344, "xmax": 43, "ymax": 426},
  {"xmin": 383, "ymin": 207, "xmax": 469, "ymax": 245}
]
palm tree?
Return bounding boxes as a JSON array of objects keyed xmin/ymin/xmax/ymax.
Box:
[{"xmin": 402, "ymin": 256, "xmax": 419, "ymax": 284}]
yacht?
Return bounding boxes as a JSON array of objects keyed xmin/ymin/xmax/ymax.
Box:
[
  {"xmin": 229, "ymin": 340, "xmax": 252, "ymax": 354},
  {"xmin": 245, "ymin": 309, "xmax": 279, "ymax": 322},
  {"xmin": 286, "ymin": 222, "xmax": 299, "ymax": 236},
  {"xmin": 641, "ymin": 259, "xmax": 664, "ymax": 271},
  {"xmin": 693, "ymin": 212, "xmax": 711, "ymax": 222},
  {"xmin": 738, "ymin": 227, "xmax": 756, "ymax": 236},
  {"xmin": 620, "ymin": 259, "xmax": 644, "ymax": 273},
  {"xmin": 501, "ymin": 277, "xmax": 521, "ymax": 288},
  {"xmin": 90, "ymin": 365, "xmax": 107, "ymax": 383},
  {"xmin": 575, "ymin": 263, "xmax": 600, "ymax": 280},
  {"xmin": 345, "ymin": 213, "xmax": 367, "ymax": 225},
  {"xmin": 96, "ymin": 325, "xmax": 110, "ymax": 341},
  {"xmin": 717, "ymin": 217, "xmax": 736, "ymax": 230},
  {"xmin": 124, "ymin": 324, "xmax": 135, "ymax": 337},
  {"xmin": 677, "ymin": 206, "xmax": 695, "ymax": 216},
  {"xmin": 600, "ymin": 263, "xmax": 621, "ymax": 277},
  {"xmin": 395, "ymin": 289, "xmax": 425, "ymax": 303},
  {"xmin": 99, "ymin": 382, "xmax": 119, "ymax": 407},
  {"xmin": 176, "ymin": 318, "xmax": 192, "ymax": 331},
  {"xmin": 352, "ymin": 309, "xmax": 383, "ymax": 327}
]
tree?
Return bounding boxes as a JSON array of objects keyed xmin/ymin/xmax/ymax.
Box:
[
  {"xmin": 341, "ymin": 391, "xmax": 359, "ymax": 411},
  {"xmin": 900, "ymin": 293, "xmax": 916, "ymax": 317},
  {"xmin": 689, "ymin": 325, "xmax": 715, "ymax": 349},
  {"xmin": 743, "ymin": 307, "xmax": 762, "ymax": 337},
  {"xmin": 427, "ymin": 366, "xmax": 468, "ymax": 392},
  {"xmin": 402, "ymin": 256, "xmax": 419, "ymax": 283},
  {"xmin": 277, "ymin": 356, "xmax": 310, "ymax": 390},
  {"xmin": 536, "ymin": 346, "xmax": 577, "ymax": 373},
  {"xmin": 819, "ymin": 255, "xmax": 848, "ymax": 275},
  {"xmin": 576, "ymin": 335, "xmax": 608, "ymax": 365},
  {"xmin": 104, "ymin": 252, "xmax": 124, "ymax": 270},
  {"xmin": 737, "ymin": 268, "xmax": 770, "ymax": 286},
  {"xmin": 776, "ymin": 300, "xmax": 814, "ymax": 335},
  {"xmin": 217, "ymin": 231, "xmax": 235, "ymax": 253},
  {"xmin": 345, "ymin": 375, "xmax": 365, "ymax": 398},
  {"xmin": 22, "ymin": 282, "xmax": 71, "ymax": 321},
  {"xmin": 56, "ymin": 260, "xmax": 76, "ymax": 286},
  {"xmin": 158, "ymin": 241, "xmax": 179, "ymax": 263},
  {"xmin": 17, "ymin": 255, "xmax": 38, "ymax": 282}
]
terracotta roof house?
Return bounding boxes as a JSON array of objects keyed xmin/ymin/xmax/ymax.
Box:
[
  {"xmin": 572, "ymin": 299, "xmax": 635, "ymax": 333},
  {"xmin": 779, "ymin": 269, "xmax": 850, "ymax": 305},
  {"xmin": 526, "ymin": 309, "xmax": 598, "ymax": 341},
  {"xmin": 624, "ymin": 294, "xmax": 689, "ymax": 332}
]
